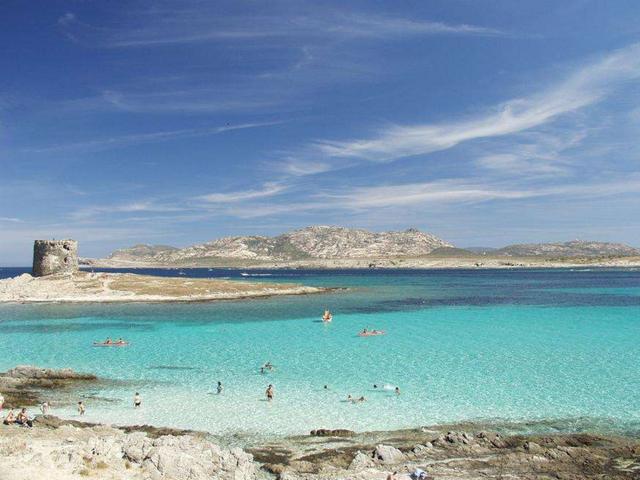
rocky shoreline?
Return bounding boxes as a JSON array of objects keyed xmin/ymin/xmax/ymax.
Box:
[
  {"xmin": 2, "ymin": 366, "xmax": 640, "ymax": 479},
  {"xmin": 1, "ymin": 416, "xmax": 639, "ymax": 479}
]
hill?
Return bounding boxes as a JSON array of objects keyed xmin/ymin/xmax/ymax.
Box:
[
  {"xmin": 103, "ymin": 226, "xmax": 453, "ymax": 265},
  {"xmin": 494, "ymin": 240, "xmax": 640, "ymax": 257}
]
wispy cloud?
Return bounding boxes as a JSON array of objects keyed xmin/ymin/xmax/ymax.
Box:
[
  {"xmin": 58, "ymin": 9, "xmax": 502, "ymax": 48},
  {"xmin": 71, "ymin": 201, "xmax": 184, "ymax": 220},
  {"xmin": 320, "ymin": 175, "xmax": 640, "ymax": 210},
  {"xmin": 24, "ymin": 122, "xmax": 281, "ymax": 153},
  {"xmin": 0, "ymin": 217, "xmax": 23, "ymax": 223},
  {"xmin": 326, "ymin": 14, "xmax": 504, "ymax": 38},
  {"xmin": 475, "ymin": 129, "xmax": 587, "ymax": 176},
  {"xmin": 197, "ymin": 183, "xmax": 287, "ymax": 203},
  {"xmin": 314, "ymin": 42, "xmax": 640, "ymax": 163}
]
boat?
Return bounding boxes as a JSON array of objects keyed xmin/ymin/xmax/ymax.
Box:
[{"xmin": 358, "ymin": 330, "xmax": 385, "ymax": 337}]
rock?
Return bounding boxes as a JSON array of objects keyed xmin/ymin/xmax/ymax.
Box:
[
  {"xmin": 524, "ymin": 441, "xmax": 543, "ymax": 454},
  {"xmin": 3, "ymin": 365, "xmax": 96, "ymax": 381},
  {"xmin": 349, "ymin": 451, "xmax": 376, "ymax": 470},
  {"xmin": 262, "ymin": 463, "xmax": 286, "ymax": 475},
  {"xmin": 373, "ymin": 444, "xmax": 405, "ymax": 464},
  {"xmin": 142, "ymin": 435, "xmax": 255, "ymax": 480},
  {"xmin": 310, "ymin": 428, "xmax": 355, "ymax": 437},
  {"xmin": 412, "ymin": 442, "xmax": 433, "ymax": 454},
  {"xmin": 122, "ymin": 432, "xmax": 153, "ymax": 463},
  {"xmin": 443, "ymin": 431, "xmax": 473, "ymax": 445}
]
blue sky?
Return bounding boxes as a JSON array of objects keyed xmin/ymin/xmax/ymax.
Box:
[{"xmin": 2, "ymin": 0, "xmax": 640, "ymax": 264}]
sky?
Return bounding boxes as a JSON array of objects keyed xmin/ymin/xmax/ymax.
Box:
[{"xmin": 2, "ymin": 0, "xmax": 640, "ymax": 264}]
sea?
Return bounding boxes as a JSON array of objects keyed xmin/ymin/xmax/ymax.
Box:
[{"xmin": 1, "ymin": 267, "xmax": 639, "ymax": 440}]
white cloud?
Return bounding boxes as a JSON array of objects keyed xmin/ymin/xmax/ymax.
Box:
[
  {"xmin": 197, "ymin": 183, "xmax": 287, "ymax": 203},
  {"xmin": 315, "ymin": 42, "xmax": 640, "ymax": 162}
]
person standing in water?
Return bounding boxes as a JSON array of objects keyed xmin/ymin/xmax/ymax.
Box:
[
  {"xmin": 134, "ymin": 392, "xmax": 142, "ymax": 408},
  {"xmin": 217, "ymin": 381, "xmax": 223, "ymax": 395},
  {"xmin": 266, "ymin": 384, "xmax": 274, "ymax": 401},
  {"xmin": 395, "ymin": 387, "xmax": 400, "ymax": 395},
  {"xmin": 77, "ymin": 401, "xmax": 85, "ymax": 416},
  {"xmin": 40, "ymin": 401, "xmax": 50, "ymax": 415}
]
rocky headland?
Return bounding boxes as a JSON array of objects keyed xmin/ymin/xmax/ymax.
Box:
[{"xmin": 0, "ymin": 271, "xmax": 326, "ymax": 303}]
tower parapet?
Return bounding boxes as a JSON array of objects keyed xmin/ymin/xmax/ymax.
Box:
[{"xmin": 32, "ymin": 240, "xmax": 79, "ymax": 277}]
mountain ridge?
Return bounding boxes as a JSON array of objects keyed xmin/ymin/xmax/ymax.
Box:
[
  {"xmin": 105, "ymin": 225, "xmax": 452, "ymax": 264},
  {"xmin": 95, "ymin": 227, "xmax": 640, "ymax": 267}
]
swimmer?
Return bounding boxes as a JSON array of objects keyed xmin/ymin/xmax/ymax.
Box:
[
  {"xmin": 347, "ymin": 394, "xmax": 354, "ymax": 403},
  {"xmin": 264, "ymin": 361, "xmax": 274, "ymax": 370},
  {"xmin": 323, "ymin": 385, "xmax": 328, "ymax": 390},
  {"xmin": 104, "ymin": 337, "xmax": 113, "ymax": 345},
  {"xmin": 373, "ymin": 384, "xmax": 378, "ymax": 389},
  {"xmin": 77, "ymin": 401, "xmax": 85, "ymax": 416},
  {"xmin": 217, "ymin": 381, "xmax": 223, "ymax": 395},
  {"xmin": 357, "ymin": 396, "xmax": 366, "ymax": 403},
  {"xmin": 134, "ymin": 392, "xmax": 142, "ymax": 408},
  {"xmin": 266, "ymin": 384, "xmax": 274, "ymax": 401}
]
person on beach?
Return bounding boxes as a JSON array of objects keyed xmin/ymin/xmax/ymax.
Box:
[
  {"xmin": 134, "ymin": 392, "xmax": 142, "ymax": 408},
  {"xmin": 78, "ymin": 401, "xmax": 85, "ymax": 415},
  {"xmin": 217, "ymin": 381, "xmax": 223, "ymax": 395},
  {"xmin": 266, "ymin": 384, "xmax": 274, "ymax": 401},
  {"xmin": 16, "ymin": 408, "xmax": 32, "ymax": 427},
  {"xmin": 40, "ymin": 401, "xmax": 50, "ymax": 415},
  {"xmin": 0, "ymin": 392, "xmax": 4, "ymax": 410},
  {"xmin": 3, "ymin": 409, "xmax": 15, "ymax": 425}
]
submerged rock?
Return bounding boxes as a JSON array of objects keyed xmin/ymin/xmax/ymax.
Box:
[
  {"xmin": 310, "ymin": 428, "xmax": 355, "ymax": 437},
  {"xmin": 3, "ymin": 365, "xmax": 96, "ymax": 380}
]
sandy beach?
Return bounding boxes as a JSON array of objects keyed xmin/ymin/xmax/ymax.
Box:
[{"xmin": 0, "ymin": 271, "xmax": 326, "ymax": 303}]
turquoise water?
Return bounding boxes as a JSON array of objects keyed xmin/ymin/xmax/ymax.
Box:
[{"xmin": 1, "ymin": 268, "xmax": 639, "ymax": 437}]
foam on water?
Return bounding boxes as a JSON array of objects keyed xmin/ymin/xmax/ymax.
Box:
[{"xmin": 0, "ymin": 268, "xmax": 639, "ymax": 437}]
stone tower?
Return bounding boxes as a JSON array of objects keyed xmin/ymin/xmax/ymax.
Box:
[{"xmin": 32, "ymin": 239, "xmax": 79, "ymax": 277}]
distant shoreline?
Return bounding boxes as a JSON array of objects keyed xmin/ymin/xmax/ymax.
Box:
[{"xmin": 80, "ymin": 255, "xmax": 640, "ymax": 270}]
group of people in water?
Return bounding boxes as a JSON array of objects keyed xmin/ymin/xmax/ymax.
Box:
[{"xmin": 94, "ymin": 337, "xmax": 129, "ymax": 346}]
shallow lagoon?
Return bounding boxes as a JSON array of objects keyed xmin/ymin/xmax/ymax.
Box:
[{"xmin": 1, "ymin": 267, "xmax": 639, "ymax": 437}]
